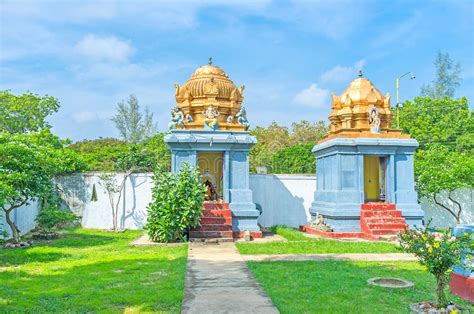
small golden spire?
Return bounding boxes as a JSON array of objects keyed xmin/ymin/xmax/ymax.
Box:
[{"xmin": 208, "ymin": 57, "xmax": 213, "ymax": 65}]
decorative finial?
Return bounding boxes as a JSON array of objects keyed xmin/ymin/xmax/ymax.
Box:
[
  {"xmin": 208, "ymin": 57, "xmax": 212, "ymax": 65},
  {"xmin": 358, "ymin": 69, "xmax": 363, "ymax": 78}
]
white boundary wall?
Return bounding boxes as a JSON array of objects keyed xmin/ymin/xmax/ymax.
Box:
[{"xmin": 1, "ymin": 173, "xmax": 472, "ymax": 238}]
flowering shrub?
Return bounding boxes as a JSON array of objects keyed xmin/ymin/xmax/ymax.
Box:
[{"xmin": 399, "ymin": 225, "xmax": 470, "ymax": 309}]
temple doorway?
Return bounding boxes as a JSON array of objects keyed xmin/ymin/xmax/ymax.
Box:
[
  {"xmin": 197, "ymin": 152, "xmax": 224, "ymax": 201},
  {"xmin": 363, "ymin": 156, "xmax": 387, "ymax": 202}
]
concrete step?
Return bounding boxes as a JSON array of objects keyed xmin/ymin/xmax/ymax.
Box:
[
  {"xmin": 200, "ymin": 217, "xmax": 233, "ymax": 225},
  {"xmin": 189, "ymin": 230, "xmax": 233, "ymax": 239},
  {"xmin": 361, "ymin": 203, "xmax": 396, "ymax": 211},
  {"xmin": 201, "ymin": 209, "xmax": 232, "ymax": 218},
  {"xmin": 189, "ymin": 237, "xmax": 234, "ymax": 243},
  {"xmin": 193, "ymin": 224, "xmax": 233, "ymax": 232}
]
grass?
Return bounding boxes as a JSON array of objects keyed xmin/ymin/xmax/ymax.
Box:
[
  {"xmin": 236, "ymin": 226, "xmax": 399, "ymax": 254},
  {"xmin": 0, "ymin": 228, "xmax": 187, "ymax": 313},
  {"xmin": 248, "ymin": 260, "xmax": 474, "ymax": 313}
]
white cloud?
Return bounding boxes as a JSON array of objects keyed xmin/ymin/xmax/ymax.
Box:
[
  {"xmin": 319, "ymin": 59, "xmax": 366, "ymax": 84},
  {"xmin": 293, "ymin": 83, "xmax": 330, "ymax": 108},
  {"xmin": 74, "ymin": 34, "xmax": 134, "ymax": 62}
]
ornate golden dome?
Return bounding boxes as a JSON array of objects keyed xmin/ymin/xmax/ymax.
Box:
[
  {"xmin": 323, "ymin": 74, "xmax": 408, "ymax": 141},
  {"xmin": 173, "ymin": 60, "xmax": 247, "ymax": 131}
]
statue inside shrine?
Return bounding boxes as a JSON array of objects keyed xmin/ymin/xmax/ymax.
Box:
[
  {"xmin": 368, "ymin": 106, "xmax": 381, "ymax": 134},
  {"xmin": 236, "ymin": 106, "xmax": 249, "ymax": 130},
  {"xmin": 203, "ymin": 105, "xmax": 220, "ymax": 130},
  {"xmin": 203, "ymin": 179, "xmax": 218, "ymax": 201},
  {"xmin": 168, "ymin": 106, "xmax": 184, "ymax": 130}
]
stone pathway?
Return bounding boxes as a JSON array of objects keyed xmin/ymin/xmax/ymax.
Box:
[
  {"xmin": 241, "ymin": 253, "xmax": 416, "ymax": 262},
  {"xmin": 181, "ymin": 242, "xmax": 279, "ymax": 314}
]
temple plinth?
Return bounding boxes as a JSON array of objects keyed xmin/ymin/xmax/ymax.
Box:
[{"xmin": 309, "ymin": 75, "xmax": 424, "ymax": 234}]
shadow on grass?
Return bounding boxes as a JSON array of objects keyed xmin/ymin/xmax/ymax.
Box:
[
  {"xmin": 0, "ymin": 256, "xmax": 187, "ymax": 313},
  {"xmin": 46, "ymin": 232, "xmax": 116, "ymax": 248},
  {"xmin": 0, "ymin": 250, "xmax": 70, "ymax": 266},
  {"xmin": 247, "ymin": 260, "xmax": 473, "ymax": 313}
]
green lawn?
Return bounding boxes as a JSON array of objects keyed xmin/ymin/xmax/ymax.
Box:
[
  {"xmin": 0, "ymin": 228, "xmax": 187, "ymax": 313},
  {"xmin": 236, "ymin": 226, "xmax": 399, "ymax": 254},
  {"xmin": 248, "ymin": 260, "xmax": 474, "ymax": 313}
]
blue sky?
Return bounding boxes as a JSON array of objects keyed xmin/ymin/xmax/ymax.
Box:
[{"xmin": 1, "ymin": 0, "xmax": 473, "ymax": 141}]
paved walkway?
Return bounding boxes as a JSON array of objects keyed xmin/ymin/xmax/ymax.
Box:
[
  {"xmin": 181, "ymin": 242, "xmax": 279, "ymax": 314},
  {"xmin": 241, "ymin": 252, "xmax": 416, "ymax": 262}
]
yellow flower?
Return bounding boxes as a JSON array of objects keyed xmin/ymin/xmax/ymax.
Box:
[
  {"xmin": 433, "ymin": 242, "xmax": 440, "ymax": 248},
  {"xmin": 450, "ymin": 309, "xmax": 458, "ymax": 314},
  {"xmin": 421, "ymin": 265, "xmax": 427, "ymax": 271},
  {"xmin": 428, "ymin": 247, "xmax": 433, "ymax": 253}
]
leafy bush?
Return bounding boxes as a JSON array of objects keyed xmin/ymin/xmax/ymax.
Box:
[
  {"xmin": 399, "ymin": 225, "xmax": 470, "ymax": 309},
  {"xmin": 36, "ymin": 205, "xmax": 79, "ymax": 233},
  {"xmin": 146, "ymin": 163, "xmax": 205, "ymax": 243}
]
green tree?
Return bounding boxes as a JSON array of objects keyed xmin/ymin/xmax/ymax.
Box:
[
  {"xmin": 0, "ymin": 132, "xmax": 85, "ymax": 243},
  {"xmin": 0, "ymin": 90, "xmax": 60, "ymax": 133},
  {"xmin": 420, "ymin": 51, "xmax": 462, "ymax": 99},
  {"xmin": 290, "ymin": 120, "xmax": 328, "ymax": 145},
  {"xmin": 415, "ymin": 144, "xmax": 474, "ymax": 223},
  {"xmin": 67, "ymin": 138, "xmax": 130, "ymax": 171},
  {"xmin": 249, "ymin": 121, "xmax": 290, "ymax": 173},
  {"xmin": 398, "ymin": 97, "xmax": 471, "ymax": 149},
  {"xmin": 111, "ymin": 94, "xmax": 157, "ymax": 143},
  {"xmin": 271, "ymin": 144, "xmax": 315, "ymax": 174}
]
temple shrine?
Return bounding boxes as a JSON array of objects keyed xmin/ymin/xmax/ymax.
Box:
[
  {"xmin": 165, "ymin": 59, "xmax": 261, "ymax": 240},
  {"xmin": 305, "ymin": 72, "xmax": 424, "ymax": 239}
]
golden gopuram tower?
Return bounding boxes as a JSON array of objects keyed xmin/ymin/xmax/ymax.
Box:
[
  {"xmin": 171, "ymin": 58, "xmax": 248, "ymax": 131},
  {"xmin": 323, "ymin": 72, "xmax": 409, "ymax": 142}
]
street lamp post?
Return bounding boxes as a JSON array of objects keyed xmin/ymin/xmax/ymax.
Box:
[{"xmin": 395, "ymin": 72, "xmax": 416, "ymax": 128}]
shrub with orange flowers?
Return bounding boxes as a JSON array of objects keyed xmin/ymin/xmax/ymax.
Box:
[{"xmin": 399, "ymin": 224, "xmax": 470, "ymax": 309}]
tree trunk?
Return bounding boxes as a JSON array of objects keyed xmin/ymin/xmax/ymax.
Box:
[
  {"xmin": 435, "ymin": 274, "xmax": 448, "ymax": 309},
  {"xmin": 4, "ymin": 209, "xmax": 20, "ymax": 244}
]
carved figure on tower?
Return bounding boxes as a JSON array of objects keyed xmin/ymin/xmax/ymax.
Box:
[
  {"xmin": 203, "ymin": 105, "xmax": 220, "ymax": 130},
  {"xmin": 368, "ymin": 106, "xmax": 381, "ymax": 134},
  {"xmin": 168, "ymin": 106, "xmax": 184, "ymax": 130},
  {"xmin": 236, "ymin": 106, "xmax": 249, "ymax": 130}
]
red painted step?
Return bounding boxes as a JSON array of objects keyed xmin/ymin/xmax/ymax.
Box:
[
  {"xmin": 369, "ymin": 229, "xmax": 405, "ymax": 236},
  {"xmin": 361, "ymin": 203, "xmax": 396, "ymax": 210},
  {"xmin": 202, "ymin": 202, "xmax": 230, "ymax": 210},
  {"xmin": 200, "ymin": 217, "xmax": 233, "ymax": 225},
  {"xmin": 201, "ymin": 209, "xmax": 232, "ymax": 218},
  {"xmin": 360, "ymin": 210, "xmax": 403, "ymax": 218},
  {"xmin": 363, "ymin": 217, "xmax": 406, "ymax": 224},
  {"xmin": 365, "ymin": 223, "xmax": 407, "ymax": 230}
]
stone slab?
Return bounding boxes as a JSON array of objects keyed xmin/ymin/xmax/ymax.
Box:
[{"xmin": 181, "ymin": 242, "xmax": 278, "ymax": 314}]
